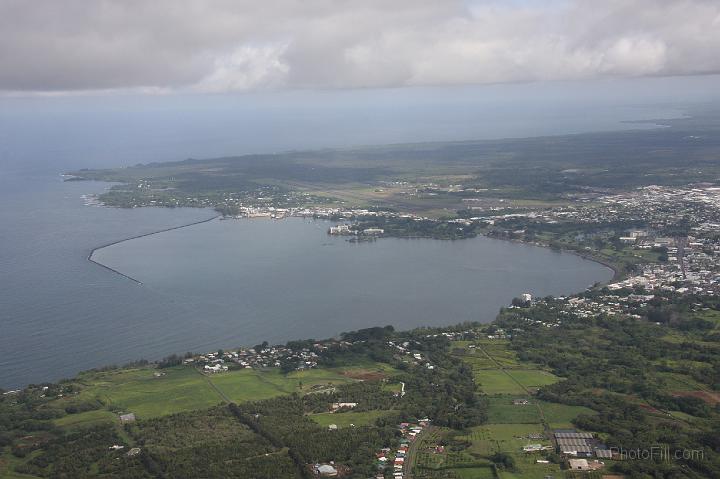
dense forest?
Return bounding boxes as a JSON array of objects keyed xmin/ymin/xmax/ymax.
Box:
[{"xmin": 496, "ymin": 294, "xmax": 720, "ymax": 478}]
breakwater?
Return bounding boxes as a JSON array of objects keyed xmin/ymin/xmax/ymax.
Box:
[{"xmin": 87, "ymin": 215, "xmax": 220, "ymax": 284}]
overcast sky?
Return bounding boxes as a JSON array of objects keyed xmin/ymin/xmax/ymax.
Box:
[{"xmin": 1, "ymin": 0, "xmax": 719, "ymax": 95}]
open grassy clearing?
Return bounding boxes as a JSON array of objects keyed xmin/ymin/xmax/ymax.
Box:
[
  {"xmin": 72, "ymin": 366, "xmax": 224, "ymax": 418},
  {"xmin": 62, "ymin": 363, "xmax": 388, "ymax": 421},
  {"xmin": 453, "ymin": 339, "xmax": 520, "ymax": 361},
  {"xmin": 668, "ymin": 410, "xmax": 703, "ymax": 424},
  {"xmin": 471, "ymin": 339, "xmax": 512, "ymax": 348},
  {"xmin": 459, "ymin": 339, "xmax": 562, "ymax": 397},
  {"xmin": 497, "ymin": 456, "xmax": 562, "ymax": 479},
  {"xmin": 210, "ymin": 367, "xmax": 353, "ymax": 402},
  {"xmin": 691, "ymin": 309, "xmax": 720, "ymax": 334},
  {"xmin": 474, "ymin": 370, "xmax": 526, "ymax": 395},
  {"xmin": 486, "ymin": 396, "xmax": 541, "ymax": 424},
  {"xmin": 309, "ymin": 410, "xmax": 393, "ymax": 428},
  {"xmin": 453, "ymin": 467, "xmax": 497, "ymax": 479},
  {"xmin": 458, "ymin": 355, "xmax": 499, "ymax": 370},
  {"xmin": 461, "ymin": 424, "xmax": 549, "ymax": 455},
  {"xmin": 537, "ymin": 401, "xmax": 595, "ymax": 429},
  {"xmin": 506, "ymin": 370, "xmax": 560, "ymax": 391},
  {"xmin": 478, "ymin": 346, "xmax": 522, "ymax": 369},
  {"xmin": 652, "ymin": 371, "xmax": 708, "ymax": 392},
  {"xmin": 331, "ymin": 361, "xmax": 400, "ymax": 379},
  {"xmin": 381, "ymin": 381, "xmax": 404, "ymax": 394},
  {"xmin": 0, "ymin": 448, "xmax": 42, "ymax": 479},
  {"xmin": 452, "ymin": 339, "xmax": 549, "ymax": 371},
  {"xmin": 52, "ymin": 409, "xmax": 117, "ymax": 428}
]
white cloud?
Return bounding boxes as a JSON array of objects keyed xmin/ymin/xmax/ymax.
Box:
[
  {"xmin": 194, "ymin": 44, "xmax": 290, "ymax": 93},
  {"xmin": 0, "ymin": 0, "xmax": 718, "ymax": 93},
  {"xmin": 598, "ymin": 36, "xmax": 667, "ymax": 76}
]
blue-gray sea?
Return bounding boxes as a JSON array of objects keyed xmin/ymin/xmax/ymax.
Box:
[{"xmin": 0, "ymin": 88, "xmax": 684, "ymax": 388}]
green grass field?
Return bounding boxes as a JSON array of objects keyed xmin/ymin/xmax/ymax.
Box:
[
  {"xmin": 474, "ymin": 368, "xmax": 560, "ymax": 395},
  {"xmin": 497, "ymin": 456, "xmax": 562, "ymax": 479},
  {"xmin": 453, "ymin": 467, "xmax": 497, "ymax": 479},
  {"xmin": 451, "ymin": 340, "xmax": 525, "ymax": 369},
  {"xmin": 506, "ymin": 370, "xmax": 560, "ymax": 391},
  {"xmin": 309, "ymin": 410, "xmax": 392, "ymax": 428},
  {"xmin": 652, "ymin": 371, "xmax": 709, "ymax": 392},
  {"xmin": 456, "ymin": 340, "xmax": 559, "ymax": 396},
  {"xmin": 486, "ymin": 396, "xmax": 541, "ymax": 424},
  {"xmin": 334, "ymin": 361, "xmax": 400, "ymax": 375},
  {"xmin": 458, "ymin": 355, "xmax": 499, "ymax": 370},
  {"xmin": 72, "ymin": 366, "xmax": 224, "ymax": 418},
  {"xmin": 53, "ymin": 409, "xmax": 117, "ymax": 428},
  {"xmin": 450, "ymin": 336, "xmax": 589, "ymax": 479},
  {"xmin": 65, "ymin": 364, "xmax": 374, "ymax": 420},
  {"xmin": 474, "ymin": 370, "xmax": 526, "ymax": 395},
  {"xmin": 485, "ymin": 396, "xmax": 594, "ymax": 428},
  {"xmin": 537, "ymin": 401, "xmax": 595, "ymax": 429},
  {"xmin": 210, "ymin": 368, "xmax": 353, "ymax": 402},
  {"xmin": 461, "ymin": 424, "xmax": 549, "ymax": 454}
]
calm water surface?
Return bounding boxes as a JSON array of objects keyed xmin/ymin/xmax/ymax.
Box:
[
  {"xmin": 0, "ymin": 174, "xmax": 212, "ymax": 389},
  {"xmin": 0, "ymin": 94, "xmax": 672, "ymax": 388},
  {"xmin": 92, "ymin": 217, "xmax": 613, "ymax": 363}
]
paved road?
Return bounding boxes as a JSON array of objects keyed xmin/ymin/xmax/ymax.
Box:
[
  {"xmin": 404, "ymin": 425, "xmax": 436, "ymax": 479},
  {"xmin": 195, "ymin": 368, "xmax": 232, "ymax": 404}
]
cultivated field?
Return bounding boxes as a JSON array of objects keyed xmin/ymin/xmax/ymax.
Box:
[
  {"xmin": 309, "ymin": 410, "xmax": 393, "ymax": 429},
  {"xmin": 50, "ymin": 362, "xmax": 395, "ymax": 428}
]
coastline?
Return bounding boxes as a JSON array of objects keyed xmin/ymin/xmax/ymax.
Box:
[
  {"xmin": 501, "ymin": 236, "xmax": 621, "ymax": 283},
  {"xmin": 571, "ymin": 249, "xmax": 622, "ymax": 282}
]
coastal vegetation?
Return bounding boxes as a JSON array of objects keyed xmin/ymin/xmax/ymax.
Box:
[{"xmin": 2, "ymin": 289, "xmax": 719, "ymax": 478}]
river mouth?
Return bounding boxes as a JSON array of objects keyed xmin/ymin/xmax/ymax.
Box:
[{"xmin": 90, "ymin": 217, "xmax": 613, "ymax": 344}]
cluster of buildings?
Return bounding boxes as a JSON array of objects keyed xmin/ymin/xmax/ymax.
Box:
[
  {"xmin": 372, "ymin": 420, "xmax": 430, "ymax": 479},
  {"xmin": 185, "ymin": 344, "xmax": 322, "ymax": 373},
  {"xmin": 594, "ymin": 185, "xmax": 720, "ymax": 227},
  {"xmin": 563, "ymin": 294, "xmax": 654, "ymax": 319},
  {"xmin": 515, "ymin": 286, "xmax": 695, "ymax": 328},
  {"xmin": 607, "ymin": 235, "xmax": 720, "ymax": 296},
  {"xmin": 179, "ymin": 328, "xmax": 488, "ymax": 381},
  {"xmin": 476, "ymin": 185, "xmax": 720, "ymax": 230},
  {"xmin": 328, "ymin": 224, "xmax": 385, "ymax": 236},
  {"xmin": 313, "ymin": 463, "xmax": 339, "ymax": 477},
  {"xmin": 387, "ymin": 341, "xmax": 435, "ymax": 370},
  {"xmin": 386, "ymin": 329, "xmax": 488, "ymax": 371},
  {"xmin": 230, "ymin": 206, "xmax": 293, "ymax": 219},
  {"xmin": 553, "ymin": 430, "xmax": 612, "ymax": 459},
  {"xmin": 481, "ymin": 185, "xmax": 720, "ymax": 320},
  {"xmin": 93, "ymin": 180, "xmax": 300, "ymax": 210},
  {"xmin": 227, "ymin": 204, "xmax": 428, "ymax": 223},
  {"xmin": 521, "ymin": 429, "xmax": 610, "ymax": 472},
  {"xmin": 486, "ymin": 327, "xmax": 512, "ymax": 339}
]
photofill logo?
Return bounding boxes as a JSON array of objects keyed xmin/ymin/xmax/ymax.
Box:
[{"xmin": 611, "ymin": 446, "xmax": 704, "ymax": 462}]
